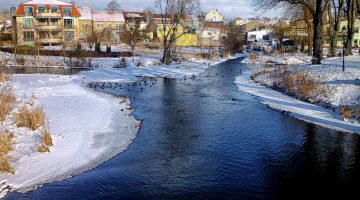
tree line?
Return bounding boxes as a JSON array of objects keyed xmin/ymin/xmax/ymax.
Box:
[{"xmin": 256, "ymin": 0, "xmax": 360, "ymax": 64}]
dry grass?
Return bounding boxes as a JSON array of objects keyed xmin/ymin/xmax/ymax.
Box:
[
  {"xmin": 340, "ymin": 106, "xmax": 352, "ymax": 119},
  {"xmin": 0, "ymin": 73, "xmax": 11, "ymax": 83},
  {"xmin": 273, "ymin": 70, "xmax": 324, "ymax": 100},
  {"xmin": 15, "ymin": 106, "xmax": 45, "ymax": 130},
  {"xmin": 37, "ymin": 127, "xmax": 53, "ymax": 153},
  {"xmin": 0, "ymin": 132, "xmax": 14, "ymax": 174},
  {"xmin": 249, "ymin": 54, "xmax": 258, "ymax": 60},
  {"xmin": 0, "ymin": 86, "xmax": 16, "ymax": 121}
]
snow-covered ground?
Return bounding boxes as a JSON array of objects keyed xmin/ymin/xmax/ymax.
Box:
[
  {"xmin": 236, "ymin": 54, "xmax": 360, "ymax": 134},
  {"xmin": 0, "ymin": 74, "xmax": 140, "ymax": 198},
  {"xmin": 242, "ymin": 52, "xmax": 312, "ymax": 65},
  {"xmin": 82, "ymin": 55, "xmax": 232, "ymax": 82}
]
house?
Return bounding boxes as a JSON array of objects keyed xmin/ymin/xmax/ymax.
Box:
[
  {"xmin": 247, "ymin": 29, "xmax": 276, "ymax": 51},
  {"xmin": 92, "ymin": 11, "xmax": 125, "ymax": 42},
  {"xmin": 124, "ymin": 12, "xmax": 147, "ymax": 30},
  {"xmin": 78, "ymin": 6, "xmax": 93, "ymax": 37},
  {"xmin": 204, "ymin": 9, "xmax": 225, "ymax": 24},
  {"xmin": 200, "ymin": 10, "xmax": 226, "ymax": 47},
  {"xmin": 12, "ymin": 0, "xmax": 81, "ymax": 46},
  {"xmin": 324, "ymin": 18, "xmax": 360, "ymax": 48}
]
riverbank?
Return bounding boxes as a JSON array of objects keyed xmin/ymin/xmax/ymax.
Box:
[
  {"xmin": 0, "ymin": 51, "xmax": 237, "ymax": 198},
  {"xmin": 236, "ymin": 54, "xmax": 360, "ymax": 133},
  {"xmin": 0, "ymin": 74, "xmax": 140, "ymax": 198}
]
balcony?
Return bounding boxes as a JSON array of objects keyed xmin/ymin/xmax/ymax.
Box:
[
  {"xmin": 35, "ymin": 12, "xmax": 62, "ymax": 18},
  {"xmin": 38, "ymin": 38, "xmax": 62, "ymax": 43},
  {"xmin": 35, "ymin": 25, "xmax": 63, "ymax": 30}
]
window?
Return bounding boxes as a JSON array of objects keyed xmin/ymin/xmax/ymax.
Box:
[
  {"xmin": 116, "ymin": 24, "xmax": 122, "ymax": 29},
  {"xmin": 62, "ymin": 7, "xmax": 72, "ymax": 16},
  {"xmin": 64, "ymin": 18, "xmax": 74, "ymax": 29},
  {"xmin": 22, "ymin": 18, "xmax": 34, "ymax": 29},
  {"xmin": 38, "ymin": 6, "xmax": 45, "ymax": 13},
  {"xmin": 64, "ymin": 31, "xmax": 74, "ymax": 41},
  {"xmin": 51, "ymin": 19, "xmax": 58, "ymax": 26},
  {"xmin": 51, "ymin": 6, "xmax": 58, "ymax": 13},
  {"xmin": 108, "ymin": 24, "xmax": 112, "ymax": 28},
  {"xmin": 354, "ymin": 39, "xmax": 358, "ymax": 45},
  {"xmin": 97, "ymin": 24, "xmax": 101, "ymax": 27},
  {"xmin": 23, "ymin": 31, "xmax": 34, "ymax": 41},
  {"xmin": 24, "ymin": 6, "xmax": 34, "ymax": 16},
  {"xmin": 38, "ymin": 18, "xmax": 46, "ymax": 25}
]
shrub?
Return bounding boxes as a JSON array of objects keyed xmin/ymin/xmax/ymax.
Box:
[
  {"xmin": 16, "ymin": 56, "xmax": 26, "ymax": 66},
  {"xmin": 0, "ymin": 156, "xmax": 14, "ymax": 174},
  {"xmin": 15, "ymin": 107, "xmax": 45, "ymax": 130},
  {"xmin": 249, "ymin": 54, "xmax": 258, "ymax": 60},
  {"xmin": 340, "ymin": 106, "xmax": 352, "ymax": 119},
  {"xmin": 0, "ymin": 86, "xmax": 16, "ymax": 121},
  {"xmin": 0, "ymin": 132, "xmax": 13, "ymax": 156},
  {"xmin": 106, "ymin": 46, "xmax": 111, "ymax": 53},
  {"xmin": 0, "ymin": 73, "xmax": 11, "ymax": 83},
  {"xmin": 37, "ymin": 127, "xmax": 53, "ymax": 153},
  {"xmin": 0, "ymin": 132, "xmax": 14, "ymax": 174},
  {"xmin": 95, "ymin": 42, "xmax": 101, "ymax": 53}
]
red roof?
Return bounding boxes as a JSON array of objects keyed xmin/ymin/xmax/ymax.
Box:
[
  {"xmin": 204, "ymin": 22, "xmax": 225, "ymax": 30},
  {"xmin": 14, "ymin": 2, "xmax": 81, "ymax": 17}
]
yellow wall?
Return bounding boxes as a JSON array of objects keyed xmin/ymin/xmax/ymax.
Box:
[
  {"xmin": 93, "ymin": 21, "xmax": 124, "ymax": 32},
  {"xmin": 79, "ymin": 19, "xmax": 92, "ymax": 34},
  {"xmin": 156, "ymin": 25, "xmax": 198, "ymax": 46},
  {"xmin": 176, "ymin": 34, "xmax": 198, "ymax": 47}
]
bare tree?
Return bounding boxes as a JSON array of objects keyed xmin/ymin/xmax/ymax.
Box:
[
  {"xmin": 344, "ymin": 0, "xmax": 356, "ymax": 55},
  {"xmin": 106, "ymin": 0, "xmax": 121, "ymax": 12},
  {"xmin": 121, "ymin": 19, "xmax": 146, "ymax": 61},
  {"xmin": 155, "ymin": 0, "xmax": 200, "ymax": 64},
  {"xmin": 221, "ymin": 25, "xmax": 244, "ymax": 55},
  {"xmin": 327, "ymin": 0, "xmax": 344, "ymax": 57},
  {"xmin": 256, "ymin": 0, "xmax": 330, "ymax": 64}
]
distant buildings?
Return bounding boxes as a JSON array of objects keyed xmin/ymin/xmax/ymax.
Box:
[{"xmin": 12, "ymin": 0, "xmax": 81, "ymax": 46}]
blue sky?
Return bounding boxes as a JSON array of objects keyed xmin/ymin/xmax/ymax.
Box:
[{"xmin": 0, "ymin": 0, "xmax": 275, "ymax": 18}]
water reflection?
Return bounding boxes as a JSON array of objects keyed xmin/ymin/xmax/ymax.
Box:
[{"xmin": 6, "ymin": 58, "xmax": 360, "ymax": 200}]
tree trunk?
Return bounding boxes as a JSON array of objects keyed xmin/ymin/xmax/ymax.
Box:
[
  {"xmin": 346, "ymin": 0, "xmax": 356, "ymax": 55},
  {"xmin": 304, "ymin": 7, "xmax": 313, "ymax": 56},
  {"xmin": 312, "ymin": 0, "xmax": 325, "ymax": 64}
]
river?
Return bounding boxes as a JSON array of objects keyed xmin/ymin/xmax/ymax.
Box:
[{"xmin": 6, "ymin": 58, "xmax": 360, "ymax": 200}]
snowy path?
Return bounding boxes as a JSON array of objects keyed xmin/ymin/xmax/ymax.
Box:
[
  {"xmin": 0, "ymin": 74, "xmax": 139, "ymax": 197},
  {"xmin": 235, "ymin": 71, "xmax": 360, "ymax": 134}
]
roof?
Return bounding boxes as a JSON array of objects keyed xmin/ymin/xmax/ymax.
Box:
[
  {"xmin": 92, "ymin": 11, "xmax": 125, "ymax": 22},
  {"xmin": 78, "ymin": 7, "xmax": 92, "ymax": 20},
  {"xmin": 22, "ymin": 0, "xmax": 72, "ymax": 5},
  {"xmin": 204, "ymin": 22, "xmax": 225, "ymax": 30},
  {"xmin": 14, "ymin": 0, "xmax": 81, "ymax": 17},
  {"xmin": 124, "ymin": 12, "xmax": 145, "ymax": 18}
]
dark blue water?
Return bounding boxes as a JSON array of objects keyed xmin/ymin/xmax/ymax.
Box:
[{"xmin": 6, "ymin": 58, "xmax": 360, "ymax": 200}]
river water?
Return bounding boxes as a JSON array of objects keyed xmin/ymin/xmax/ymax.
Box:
[{"xmin": 6, "ymin": 58, "xmax": 360, "ymax": 200}]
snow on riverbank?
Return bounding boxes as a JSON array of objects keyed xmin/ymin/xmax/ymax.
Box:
[
  {"xmin": 241, "ymin": 52, "xmax": 312, "ymax": 65},
  {"xmin": 80, "ymin": 55, "xmax": 235, "ymax": 83},
  {"xmin": 0, "ymin": 74, "xmax": 140, "ymax": 197},
  {"xmin": 235, "ymin": 71, "xmax": 360, "ymax": 133}
]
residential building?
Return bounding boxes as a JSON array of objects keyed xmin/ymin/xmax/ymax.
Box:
[
  {"xmin": 12, "ymin": 0, "xmax": 81, "ymax": 46},
  {"xmin": 124, "ymin": 12, "xmax": 147, "ymax": 30},
  {"xmin": 90, "ymin": 11, "xmax": 125, "ymax": 43},
  {"xmin": 200, "ymin": 10, "xmax": 226, "ymax": 47},
  {"xmin": 204, "ymin": 9, "xmax": 225, "ymax": 24},
  {"xmin": 78, "ymin": 6, "xmax": 93, "ymax": 38},
  {"xmin": 324, "ymin": 18, "xmax": 360, "ymax": 48}
]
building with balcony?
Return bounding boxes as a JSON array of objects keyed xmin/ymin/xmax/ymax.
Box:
[{"xmin": 12, "ymin": 0, "xmax": 81, "ymax": 46}]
